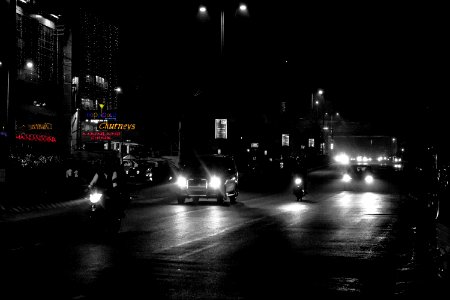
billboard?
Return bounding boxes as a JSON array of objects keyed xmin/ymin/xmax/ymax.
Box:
[
  {"xmin": 215, "ymin": 119, "xmax": 227, "ymax": 139},
  {"xmin": 282, "ymin": 134, "xmax": 289, "ymax": 146}
]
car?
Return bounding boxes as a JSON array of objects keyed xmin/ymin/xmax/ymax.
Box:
[
  {"xmin": 123, "ymin": 159, "xmax": 153, "ymax": 182},
  {"xmin": 175, "ymin": 154, "xmax": 239, "ymax": 204},
  {"xmin": 150, "ymin": 158, "xmax": 179, "ymax": 184},
  {"xmin": 341, "ymin": 164, "xmax": 375, "ymax": 187}
]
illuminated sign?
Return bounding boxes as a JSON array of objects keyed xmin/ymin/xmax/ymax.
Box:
[
  {"xmin": 82, "ymin": 131, "xmax": 121, "ymax": 141},
  {"xmin": 97, "ymin": 123, "xmax": 136, "ymax": 130},
  {"xmin": 27, "ymin": 123, "xmax": 53, "ymax": 130},
  {"xmin": 215, "ymin": 119, "xmax": 227, "ymax": 139},
  {"xmin": 251, "ymin": 143, "xmax": 259, "ymax": 148},
  {"xmin": 282, "ymin": 134, "xmax": 289, "ymax": 146},
  {"xmin": 85, "ymin": 111, "xmax": 117, "ymax": 120},
  {"xmin": 16, "ymin": 133, "xmax": 56, "ymax": 143}
]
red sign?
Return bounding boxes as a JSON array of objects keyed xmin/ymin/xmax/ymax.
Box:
[
  {"xmin": 16, "ymin": 133, "xmax": 56, "ymax": 143},
  {"xmin": 82, "ymin": 131, "xmax": 121, "ymax": 141}
]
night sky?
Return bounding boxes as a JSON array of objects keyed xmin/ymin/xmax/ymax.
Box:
[{"xmin": 43, "ymin": 0, "xmax": 448, "ymax": 141}]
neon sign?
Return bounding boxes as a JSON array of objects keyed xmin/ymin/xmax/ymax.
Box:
[
  {"xmin": 82, "ymin": 131, "xmax": 121, "ymax": 141},
  {"xmin": 27, "ymin": 123, "xmax": 53, "ymax": 130},
  {"xmin": 16, "ymin": 133, "xmax": 56, "ymax": 143},
  {"xmin": 85, "ymin": 111, "xmax": 117, "ymax": 120},
  {"xmin": 98, "ymin": 123, "xmax": 136, "ymax": 130}
]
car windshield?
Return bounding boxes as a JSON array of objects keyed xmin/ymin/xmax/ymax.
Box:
[{"xmin": 183, "ymin": 156, "xmax": 233, "ymax": 171}]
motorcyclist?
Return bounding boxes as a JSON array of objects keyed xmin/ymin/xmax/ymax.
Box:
[
  {"xmin": 292, "ymin": 155, "xmax": 308, "ymax": 193},
  {"xmin": 88, "ymin": 158, "xmax": 128, "ymax": 216}
]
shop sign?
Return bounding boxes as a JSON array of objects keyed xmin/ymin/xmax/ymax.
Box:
[
  {"xmin": 85, "ymin": 111, "xmax": 117, "ymax": 120},
  {"xmin": 16, "ymin": 133, "xmax": 56, "ymax": 143},
  {"xmin": 97, "ymin": 122, "xmax": 136, "ymax": 130},
  {"xmin": 82, "ymin": 131, "xmax": 121, "ymax": 141},
  {"xmin": 27, "ymin": 123, "xmax": 53, "ymax": 130}
]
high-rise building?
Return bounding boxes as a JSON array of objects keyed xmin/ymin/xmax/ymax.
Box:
[
  {"xmin": 4, "ymin": 0, "xmax": 121, "ymax": 155},
  {"xmin": 13, "ymin": 0, "xmax": 63, "ymax": 154},
  {"xmin": 72, "ymin": 8, "xmax": 120, "ymax": 112}
]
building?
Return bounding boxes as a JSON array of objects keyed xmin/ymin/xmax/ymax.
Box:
[
  {"xmin": 13, "ymin": 0, "xmax": 63, "ymax": 155},
  {"xmin": 69, "ymin": 7, "xmax": 122, "ymax": 152}
]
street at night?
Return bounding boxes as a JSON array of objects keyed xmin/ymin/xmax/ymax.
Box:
[
  {"xmin": 0, "ymin": 166, "xmax": 446, "ymax": 299},
  {"xmin": 1, "ymin": 0, "xmax": 449, "ymax": 299}
]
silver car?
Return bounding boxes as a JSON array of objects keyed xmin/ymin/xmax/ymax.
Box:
[{"xmin": 175, "ymin": 154, "xmax": 239, "ymax": 204}]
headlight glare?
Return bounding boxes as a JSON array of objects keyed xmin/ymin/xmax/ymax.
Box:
[
  {"xmin": 365, "ymin": 175, "xmax": 374, "ymax": 184},
  {"xmin": 89, "ymin": 192, "xmax": 102, "ymax": 204},
  {"xmin": 209, "ymin": 175, "xmax": 222, "ymax": 189},
  {"xmin": 342, "ymin": 174, "xmax": 352, "ymax": 182},
  {"xmin": 176, "ymin": 176, "xmax": 187, "ymax": 188}
]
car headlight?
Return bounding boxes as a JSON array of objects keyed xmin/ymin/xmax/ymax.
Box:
[
  {"xmin": 209, "ymin": 175, "xmax": 222, "ymax": 189},
  {"xmin": 365, "ymin": 175, "xmax": 374, "ymax": 184},
  {"xmin": 89, "ymin": 192, "xmax": 103, "ymax": 204},
  {"xmin": 342, "ymin": 174, "xmax": 352, "ymax": 182},
  {"xmin": 294, "ymin": 177, "xmax": 302, "ymax": 185},
  {"xmin": 176, "ymin": 176, "xmax": 187, "ymax": 188}
]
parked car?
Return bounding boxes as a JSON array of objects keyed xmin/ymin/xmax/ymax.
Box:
[
  {"xmin": 175, "ymin": 154, "xmax": 239, "ymax": 204},
  {"xmin": 123, "ymin": 159, "xmax": 153, "ymax": 182},
  {"xmin": 151, "ymin": 158, "xmax": 179, "ymax": 184}
]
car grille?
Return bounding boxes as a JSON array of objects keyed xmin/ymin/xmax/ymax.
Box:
[{"xmin": 187, "ymin": 178, "xmax": 207, "ymax": 188}]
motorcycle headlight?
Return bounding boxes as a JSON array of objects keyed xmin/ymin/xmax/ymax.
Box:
[
  {"xmin": 365, "ymin": 175, "xmax": 374, "ymax": 184},
  {"xmin": 89, "ymin": 192, "xmax": 103, "ymax": 204},
  {"xmin": 294, "ymin": 178, "xmax": 302, "ymax": 185},
  {"xmin": 176, "ymin": 176, "xmax": 187, "ymax": 188},
  {"xmin": 209, "ymin": 175, "xmax": 222, "ymax": 189},
  {"xmin": 342, "ymin": 174, "xmax": 352, "ymax": 182}
]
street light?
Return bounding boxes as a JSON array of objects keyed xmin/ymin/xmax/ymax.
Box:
[
  {"xmin": 25, "ymin": 61, "xmax": 34, "ymax": 69},
  {"xmin": 311, "ymin": 88, "xmax": 324, "ymax": 113},
  {"xmin": 197, "ymin": 2, "xmax": 249, "ymax": 56}
]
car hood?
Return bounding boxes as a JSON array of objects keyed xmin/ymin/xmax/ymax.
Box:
[{"xmin": 182, "ymin": 168, "xmax": 225, "ymax": 179}]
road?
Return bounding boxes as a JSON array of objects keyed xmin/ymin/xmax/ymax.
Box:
[{"xmin": 0, "ymin": 165, "xmax": 443, "ymax": 299}]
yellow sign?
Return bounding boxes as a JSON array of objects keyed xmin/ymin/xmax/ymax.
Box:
[
  {"xmin": 98, "ymin": 122, "xmax": 136, "ymax": 130},
  {"xmin": 27, "ymin": 123, "xmax": 53, "ymax": 130}
]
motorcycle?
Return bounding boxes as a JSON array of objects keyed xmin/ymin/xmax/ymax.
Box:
[
  {"xmin": 87, "ymin": 187, "xmax": 128, "ymax": 235},
  {"xmin": 293, "ymin": 175, "xmax": 305, "ymax": 201}
]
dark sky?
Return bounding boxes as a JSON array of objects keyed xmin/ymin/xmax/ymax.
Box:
[{"xmin": 44, "ymin": 0, "xmax": 448, "ymax": 139}]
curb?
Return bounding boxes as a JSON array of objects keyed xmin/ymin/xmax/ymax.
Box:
[{"xmin": 0, "ymin": 198, "xmax": 87, "ymax": 220}]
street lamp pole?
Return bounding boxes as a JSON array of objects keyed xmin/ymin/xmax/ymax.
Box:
[{"xmin": 220, "ymin": 10, "xmax": 224, "ymax": 56}]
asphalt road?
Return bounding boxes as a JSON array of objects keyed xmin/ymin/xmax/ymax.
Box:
[{"xmin": 0, "ymin": 166, "xmax": 444, "ymax": 299}]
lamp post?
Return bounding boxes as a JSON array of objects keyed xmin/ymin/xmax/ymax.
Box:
[
  {"xmin": 197, "ymin": 2, "xmax": 249, "ymax": 56},
  {"xmin": 114, "ymin": 87, "xmax": 124, "ymax": 163},
  {"xmin": 311, "ymin": 88, "xmax": 324, "ymax": 119}
]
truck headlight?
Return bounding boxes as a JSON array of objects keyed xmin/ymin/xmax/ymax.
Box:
[
  {"xmin": 209, "ymin": 175, "xmax": 222, "ymax": 189},
  {"xmin": 176, "ymin": 176, "xmax": 187, "ymax": 189}
]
